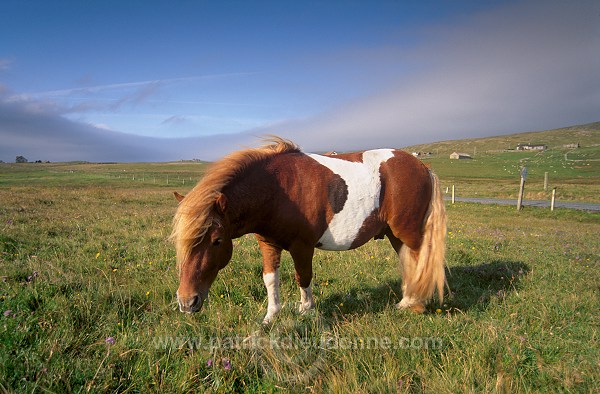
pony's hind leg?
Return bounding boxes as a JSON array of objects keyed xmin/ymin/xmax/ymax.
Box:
[
  {"xmin": 397, "ymin": 246, "xmax": 426, "ymax": 313},
  {"xmin": 289, "ymin": 243, "xmax": 315, "ymax": 313},
  {"xmin": 387, "ymin": 232, "xmax": 426, "ymax": 313},
  {"xmin": 257, "ymin": 236, "xmax": 283, "ymax": 324}
]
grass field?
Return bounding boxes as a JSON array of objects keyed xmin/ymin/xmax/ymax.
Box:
[
  {"xmin": 1, "ymin": 155, "xmax": 599, "ymax": 392},
  {"xmin": 406, "ymin": 122, "xmax": 600, "ymax": 203}
]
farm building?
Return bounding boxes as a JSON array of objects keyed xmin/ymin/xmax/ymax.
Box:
[
  {"xmin": 449, "ymin": 152, "xmax": 472, "ymax": 160},
  {"xmin": 516, "ymin": 144, "xmax": 547, "ymax": 151}
]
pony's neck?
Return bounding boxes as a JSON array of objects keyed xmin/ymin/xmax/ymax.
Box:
[{"xmin": 222, "ymin": 164, "xmax": 273, "ymax": 238}]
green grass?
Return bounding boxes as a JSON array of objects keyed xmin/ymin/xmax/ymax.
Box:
[
  {"xmin": 426, "ymin": 148, "xmax": 600, "ymax": 203},
  {"xmin": 403, "ymin": 122, "xmax": 600, "ymax": 203},
  {"xmin": 404, "ymin": 121, "xmax": 600, "ymax": 155},
  {"xmin": 1, "ymin": 162, "xmax": 599, "ymax": 392}
]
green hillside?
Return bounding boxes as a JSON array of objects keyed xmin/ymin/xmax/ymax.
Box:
[{"xmin": 402, "ymin": 122, "xmax": 600, "ymax": 155}]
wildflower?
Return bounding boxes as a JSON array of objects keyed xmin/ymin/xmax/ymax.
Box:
[
  {"xmin": 105, "ymin": 337, "xmax": 115, "ymax": 345},
  {"xmin": 3, "ymin": 309, "xmax": 12, "ymax": 317},
  {"xmin": 206, "ymin": 358, "xmax": 213, "ymax": 367},
  {"xmin": 95, "ymin": 252, "xmax": 100, "ymax": 259},
  {"xmin": 146, "ymin": 291, "xmax": 151, "ymax": 297},
  {"xmin": 222, "ymin": 358, "xmax": 231, "ymax": 370},
  {"xmin": 436, "ymin": 309, "xmax": 442, "ymax": 313}
]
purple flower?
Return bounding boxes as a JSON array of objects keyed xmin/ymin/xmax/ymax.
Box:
[
  {"xmin": 222, "ymin": 358, "xmax": 231, "ymax": 370},
  {"xmin": 105, "ymin": 337, "xmax": 116, "ymax": 345},
  {"xmin": 206, "ymin": 358, "xmax": 213, "ymax": 367},
  {"xmin": 3, "ymin": 309, "xmax": 12, "ymax": 317}
]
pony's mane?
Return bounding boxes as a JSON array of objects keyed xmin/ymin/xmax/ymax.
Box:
[{"xmin": 171, "ymin": 137, "xmax": 301, "ymax": 269}]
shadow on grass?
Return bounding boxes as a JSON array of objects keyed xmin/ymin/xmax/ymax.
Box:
[
  {"xmin": 319, "ymin": 260, "xmax": 529, "ymax": 318},
  {"xmin": 444, "ymin": 260, "xmax": 529, "ymax": 312}
]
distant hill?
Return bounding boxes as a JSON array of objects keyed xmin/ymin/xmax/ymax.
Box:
[{"xmin": 402, "ymin": 121, "xmax": 600, "ymax": 155}]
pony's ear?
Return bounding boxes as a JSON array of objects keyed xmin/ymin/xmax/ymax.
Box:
[
  {"xmin": 215, "ymin": 192, "xmax": 227, "ymax": 214},
  {"xmin": 173, "ymin": 191, "xmax": 185, "ymax": 202}
]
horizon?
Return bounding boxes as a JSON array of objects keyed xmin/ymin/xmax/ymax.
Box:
[
  {"xmin": 1, "ymin": 0, "xmax": 599, "ymax": 163},
  {"xmin": 4, "ymin": 120, "xmax": 597, "ymax": 164}
]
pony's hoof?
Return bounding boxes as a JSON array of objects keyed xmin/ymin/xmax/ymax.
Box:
[
  {"xmin": 262, "ymin": 308, "xmax": 281, "ymax": 325},
  {"xmin": 396, "ymin": 298, "xmax": 425, "ymax": 313},
  {"xmin": 297, "ymin": 302, "xmax": 315, "ymax": 314}
]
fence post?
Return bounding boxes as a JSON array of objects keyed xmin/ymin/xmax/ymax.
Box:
[
  {"xmin": 551, "ymin": 187, "xmax": 556, "ymax": 211},
  {"xmin": 451, "ymin": 185, "xmax": 455, "ymax": 204},
  {"xmin": 517, "ymin": 167, "xmax": 527, "ymax": 211},
  {"xmin": 517, "ymin": 177, "xmax": 525, "ymax": 210}
]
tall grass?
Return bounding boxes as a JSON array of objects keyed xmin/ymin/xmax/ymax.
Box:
[{"xmin": 0, "ymin": 165, "xmax": 598, "ymax": 392}]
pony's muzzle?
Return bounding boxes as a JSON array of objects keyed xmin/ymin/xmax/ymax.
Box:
[{"xmin": 177, "ymin": 293, "xmax": 204, "ymax": 313}]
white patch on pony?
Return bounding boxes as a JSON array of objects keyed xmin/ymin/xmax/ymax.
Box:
[
  {"xmin": 299, "ymin": 285, "xmax": 315, "ymax": 312},
  {"xmin": 309, "ymin": 149, "xmax": 394, "ymax": 250},
  {"xmin": 262, "ymin": 270, "xmax": 281, "ymax": 324}
]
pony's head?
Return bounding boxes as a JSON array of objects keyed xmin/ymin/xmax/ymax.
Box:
[
  {"xmin": 172, "ymin": 191, "xmax": 233, "ymax": 313},
  {"xmin": 170, "ymin": 137, "xmax": 301, "ymax": 313}
]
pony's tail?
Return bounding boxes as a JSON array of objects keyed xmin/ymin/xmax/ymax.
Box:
[{"xmin": 400, "ymin": 171, "xmax": 447, "ymax": 310}]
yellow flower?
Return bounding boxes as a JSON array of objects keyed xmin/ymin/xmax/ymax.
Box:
[
  {"xmin": 436, "ymin": 308, "xmax": 442, "ymax": 313},
  {"xmin": 95, "ymin": 252, "xmax": 100, "ymax": 259},
  {"xmin": 112, "ymin": 268, "xmax": 117, "ymax": 272},
  {"xmin": 146, "ymin": 291, "xmax": 151, "ymax": 297}
]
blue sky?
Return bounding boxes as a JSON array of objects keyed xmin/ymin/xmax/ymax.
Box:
[{"xmin": 1, "ymin": 0, "xmax": 598, "ymax": 162}]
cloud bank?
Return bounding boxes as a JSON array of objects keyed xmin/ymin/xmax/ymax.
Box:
[
  {"xmin": 273, "ymin": 0, "xmax": 600, "ymax": 152},
  {"xmin": 1, "ymin": 0, "xmax": 598, "ymax": 162}
]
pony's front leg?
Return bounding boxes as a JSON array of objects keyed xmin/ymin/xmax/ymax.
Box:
[
  {"xmin": 290, "ymin": 243, "xmax": 315, "ymax": 313},
  {"xmin": 256, "ymin": 236, "xmax": 283, "ymax": 324}
]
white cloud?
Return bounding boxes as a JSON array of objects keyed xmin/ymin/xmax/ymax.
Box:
[
  {"xmin": 0, "ymin": 58, "xmax": 13, "ymax": 71},
  {"xmin": 0, "ymin": 1, "xmax": 597, "ymax": 162},
  {"xmin": 264, "ymin": 0, "xmax": 600, "ymax": 152}
]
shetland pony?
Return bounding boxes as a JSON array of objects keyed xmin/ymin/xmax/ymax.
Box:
[{"xmin": 171, "ymin": 137, "xmax": 446, "ymax": 323}]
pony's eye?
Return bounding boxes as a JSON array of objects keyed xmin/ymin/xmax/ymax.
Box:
[{"xmin": 212, "ymin": 238, "xmax": 222, "ymax": 247}]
